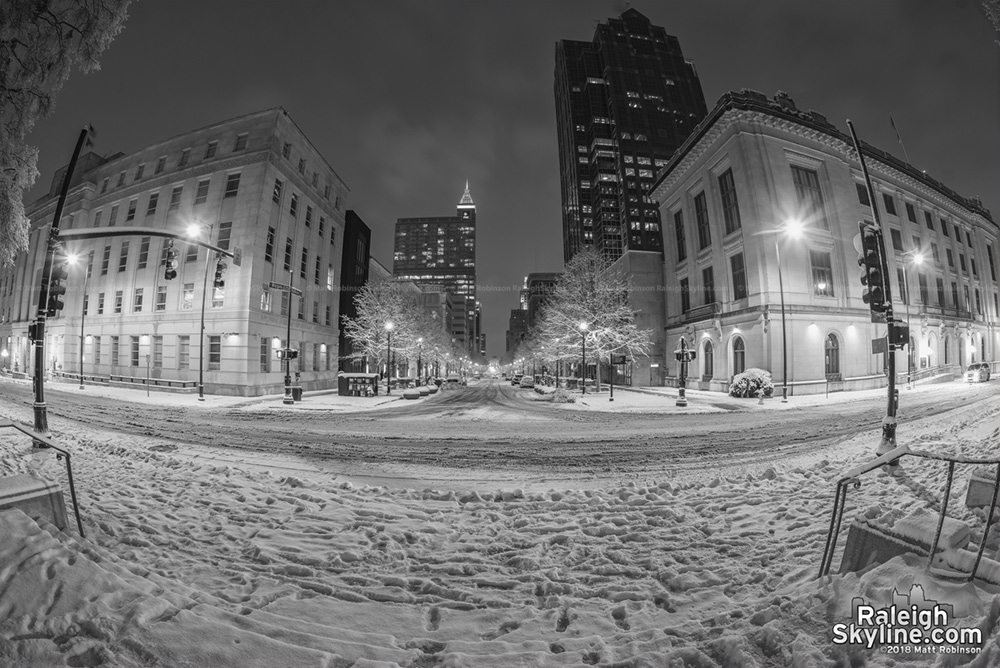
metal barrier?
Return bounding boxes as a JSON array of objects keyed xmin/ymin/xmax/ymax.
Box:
[
  {"xmin": 818, "ymin": 444, "xmax": 1000, "ymax": 581},
  {"xmin": 0, "ymin": 420, "xmax": 85, "ymax": 537}
]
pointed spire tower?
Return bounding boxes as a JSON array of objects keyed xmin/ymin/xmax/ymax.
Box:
[{"xmin": 457, "ymin": 180, "xmax": 475, "ymax": 219}]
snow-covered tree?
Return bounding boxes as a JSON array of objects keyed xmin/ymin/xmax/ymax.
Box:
[
  {"xmin": 342, "ymin": 278, "xmax": 413, "ymax": 374},
  {"xmin": 1, "ymin": 0, "xmax": 131, "ymax": 267},
  {"xmin": 536, "ymin": 249, "xmax": 652, "ymax": 391}
]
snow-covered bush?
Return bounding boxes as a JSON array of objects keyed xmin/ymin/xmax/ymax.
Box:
[
  {"xmin": 728, "ymin": 368, "xmax": 774, "ymax": 398},
  {"xmin": 551, "ymin": 389, "xmax": 576, "ymax": 403}
]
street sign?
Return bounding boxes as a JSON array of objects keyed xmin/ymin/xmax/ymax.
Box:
[
  {"xmin": 268, "ymin": 281, "xmax": 290, "ymax": 291},
  {"xmin": 232, "ymin": 245, "xmax": 242, "ymax": 267},
  {"xmin": 871, "ymin": 337, "xmax": 888, "ymax": 355}
]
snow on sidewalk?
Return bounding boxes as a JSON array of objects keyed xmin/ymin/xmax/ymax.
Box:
[{"xmin": 1, "ymin": 395, "xmax": 999, "ymax": 666}]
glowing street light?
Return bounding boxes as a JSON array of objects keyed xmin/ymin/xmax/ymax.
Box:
[
  {"xmin": 772, "ymin": 218, "xmax": 804, "ymax": 403},
  {"xmin": 902, "ymin": 250, "xmax": 924, "ymax": 389},
  {"xmin": 385, "ymin": 321, "xmax": 394, "ymax": 394},
  {"xmin": 66, "ymin": 251, "xmax": 89, "ymax": 390}
]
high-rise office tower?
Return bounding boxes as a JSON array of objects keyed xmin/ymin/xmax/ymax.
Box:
[
  {"xmin": 555, "ymin": 8, "xmax": 708, "ymax": 263},
  {"xmin": 394, "ymin": 183, "xmax": 478, "ymax": 354}
]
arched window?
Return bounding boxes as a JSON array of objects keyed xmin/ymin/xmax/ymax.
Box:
[
  {"xmin": 703, "ymin": 340, "xmax": 714, "ymax": 379},
  {"xmin": 825, "ymin": 333, "xmax": 841, "ymax": 378},
  {"xmin": 908, "ymin": 336, "xmax": 916, "ymax": 374},
  {"xmin": 732, "ymin": 336, "xmax": 745, "ymax": 376},
  {"xmin": 944, "ymin": 337, "xmax": 950, "ymax": 365},
  {"xmin": 981, "ymin": 337, "xmax": 986, "ymax": 363}
]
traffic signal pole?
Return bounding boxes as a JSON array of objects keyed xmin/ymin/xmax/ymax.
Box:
[
  {"xmin": 848, "ymin": 120, "xmax": 900, "ymax": 464},
  {"xmin": 31, "ymin": 126, "xmax": 92, "ymax": 435}
]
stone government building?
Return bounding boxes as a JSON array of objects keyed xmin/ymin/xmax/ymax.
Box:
[
  {"xmin": 646, "ymin": 90, "xmax": 999, "ymax": 394},
  {"xmin": 0, "ymin": 108, "xmax": 351, "ymax": 396}
]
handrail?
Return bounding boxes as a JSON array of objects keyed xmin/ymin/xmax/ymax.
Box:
[
  {"xmin": 819, "ymin": 447, "xmax": 1000, "ymax": 582},
  {"xmin": 0, "ymin": 420, "xmax": 85, "ymax": 537}
]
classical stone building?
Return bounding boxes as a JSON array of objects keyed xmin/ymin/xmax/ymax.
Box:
[
  {"xmin": 0, "ymin": 108, "xmax": 349, "ymax": 396},
  {"xmin": 649, "ymin": 90, "xmax": 998, "ymax": 395}
]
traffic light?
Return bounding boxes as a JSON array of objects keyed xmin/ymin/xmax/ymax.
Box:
[
  {"xmin": 164, "ymin": 241, "xmax": 178, "ymax": 280},
  {"xmin": 46, "ymin": 242, "xmax": 69, "ymax": 317},
  {"xmin": 275, "ymin": 349, "xmax": 285, "ymax": 360},
  {"xmin": 857, "ymin": 221, "xmax": 889, "ymax": 319},
  {"xmin": 286, "ymin": 349, "xmax": 298, "ymax": 360},
  {"xmin": 213, "ymin": 259, "xmax": 227, "ymax": 289}
]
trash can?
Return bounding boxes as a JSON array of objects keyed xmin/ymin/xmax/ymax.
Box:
[{"xmin": 292, "ymin": 386, "xmax": 303, "ymax": 401}]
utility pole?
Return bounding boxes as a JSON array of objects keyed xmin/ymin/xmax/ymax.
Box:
[{"xmin": 32, "ymin": 126, "xmax": 93, "ymax": 435}]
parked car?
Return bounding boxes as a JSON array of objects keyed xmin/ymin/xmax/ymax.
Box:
[
  {"xmin": 965, "ymin": 362, "xmax": 992, "ymax": 383},
  {"xmin": 511, "ymin": 374, "xmax": 523, "ymax": 386},
  {"xmin": 519, "ymin": 375, "xmax": 535, "ymax": 389}
]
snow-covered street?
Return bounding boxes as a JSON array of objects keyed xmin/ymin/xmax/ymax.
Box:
[{"xmin": 1, "ymin": 378, "xmax": 999, "ymax": 667}]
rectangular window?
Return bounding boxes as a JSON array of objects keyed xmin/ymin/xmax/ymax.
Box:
[
  {"xmin": 976, "ymin": 289, "xmax": 983, "ymax": 314},
  {"xmin": 730, "ymin": 253, "xmax": 747, "ymax": 301},
  {"xmin": 327, "ymin": 265, "xmax": 333, "ymax": 291},
  {"xmin": 224, "ymin": 172, "xmax": 240, "ymax": 198},
  {"xmin": 967, "ymin": 231, "xmax": 974, "ymax": 247},
  {"xmin": 169, "ymin": 185, "xmax": 182, "ymax": 210},
  {"xmin": 284, "ymin": 238, "xmax": 293, "ymax": 271},
  {"xmin": 959, "ymin": 254, "xmax": 967, "ymax": 273},
  {"xmin": 211, "ymin": 286, "xmax": 224, "ymax": 309},
  {"xmin": 674, "ymin": 211, "xmax": 686, "ymax": 261},
  {"xmin": 897, "ymin": 268, "xmax": 908, "ymax": 305},
  {"xmin": 82, "ymin": 293, "xmax": 89, "ymax": 316},
  {"xmin": 941, "ymin": 220, "xmax": 949, "ymax": 237},
  {"xmin": 114, "ymin": 290, "xmax": 123, "ymax": 314},
  {"xmin": 905, "ymin": 203, "xmax": 916, "ymax": 223},
  {"xmin": 964, "ymin": 285, "xmax": 971, "ymax": 311},
  {"xmin": 272, "ymin": 179, "xmax": 283, "ymax": 204},
  {"xmin": 936, "ymin": 278, "xmax": 945, "ymax": 307},
  {"xmin": 282, "ymin": 142, "xmax": 291, "ymax": 159},
  {"xmin": 972, "ymin": 258, "xmax": 978, "ymax": 277},
  {"xmin": 889, "ymin": 228, "xmax": 904, "ymax": 252},
  {"xmin": 702, "ymin": 267, "xmax": 715, "ymax": 305},
  {"xmin": 260, "ymin": 287, "xmax": 272, "ymax": 312},
  {"xmin": 791, "ymin": 166, "xmax": 827, "ymax": 229},
  {"xmin": 178, "ymin": 336, "xmax": 190, "ymax": 369},
  {"xmin": 135, "ymin": 163, "xmax": 145, "ymax": 181},
  {"xmin": 156, "ymin": 285, "xmax": 167, "ymax": 311},
  {"xmin": 125, "ymin": 198, "xmax": 137, "ymax": 222},
  {"xmin": 182, "ymin": 283, "xmax": 194, "ymax": 310},
  {"xmin": 133, "ymin": 288, "xmax": 143, "ymax": 312},
  {"xmin": 319, "ymin": 217, "xmax": 325, "ymax": 238},
  {"xmin": 118, "ymin": 241, "xmax": 129, "ymax": 272},
  {"xmin": 924, "ymin": 211, "xmax": 934, "ymax": 231},
  {"xmin": 988, "ymin": 246, "xmax": 997, "ymax": 280},
  {"xmin": 314, "ymin": 257, "xmax": 321, "ymax": 285},
  {"xmin": 137, "ymin": 237, "xmax": 150, "ymax": 269},
  {"xmin": 93, "ymin": 336, "xmax": 101, "ymax": 365},
  {"xmin": 101, "ymin": 178, "xmax": 109, "ymax": 194},
  {"xmin": 951, "ymin": 282, "xmax": 959, "ymax": 309},
  {"xmin": 290, "ymin": 193, "xmax": 299, "ymax": 218},
  {"xmin": 85, "ymin": 250, "xmax": 94, "ymax": 279},
  {"xmin": 93, "ymin": 209, "xmax": 102, "ymax": 227},
  {"xmin": 298, "ymin": 295, "xmax": 305, "ymax": 320},
  {"xmin": 194, "ymin": 179, "xmax": 210, "ymax": 205},
  {"xmin": 946, "ymin": 248, "xmax": 954, "ymax": 268},
  {"xmin": 108, "ymin": 204, "xmax": 118, "ymax": 226},
  {"xmin": 917, "ymin": 273, "xmax": 928, "ymax": 304},
  {"xmin": 325, "ymin": 304, "xmax": 331, "ymax": 326},
  {"xmin": 305, "ymin": 205, "xmax": 313, "ymax": 227},
  {"xmin": 205, "ymin": 140, "xmax": 218, "ymax": 160},
  {"xmin": 298, "ymin": 158, "xmax": 306, "ymax": 174},
  {"xmin": 111, "ymin": 336, "xmax": 119, "ymax": 366},
  {"xmin": 116, "ymin": 171, "xmax": 126, "ymax": 187},
  {"xmin": 265, "ymin": 227, "xmax": 275, "ymax": 263},
  {"xmin": 155, "ymin": 156, "xmax": 166, "ymax": 174},
  {"xmin": 857, "ymin": 183, "xmax": 871, "ymax": 206},
  {"xmin": 146, "ymin": 193, "xmax": 158, "ymax": 217},
  {"xmin": 101, "ymin": 245, "xmax": 111, "ymax": 275},
  {"xmin": 300, "ymin": 247, "xmax": 308, "ymax": 279},
  {"xmin": 260, "ymin": 338, "xmax": 270, "ymax": 373},
  {"xmin": 130, "ymin": 336, "xmax": 140, "ymax": 367},
  {"xmin": 179, "ymin": 148, "xmax": 190, "ymax": 168},
  {"xmin": 233, "ymin": 133, "xmax": 248, "ymax": 152},
  {"xmin": 930, "ymin": 242, "xmax": 940, "ymax": 264},
  {"xmin": 810, "ymin": 250, "xmax": 834, "ymax": 296},
  {"xmin": 217, "ymin": 221, "xmax": 232, "ymax": 251},
  {"xmin": 718, "ymin": 169, "xmax": 741, "ymax": 235},
  {"xmin": 98, "ymin": 292, "xmax": 105, "ymax": 315},
  {"xmin": 312, "ymin": 301, "xmax": 319, "ymax": 323},
  {"xmin": 882, "ymin": 193, "xmax": 897, "ymax": 216},
  {"xmin": 153, "ymin": 336, "xmax": 163, "ymax": 369},
  {"xmin": 185, "ymin": 242, "xmax": 197, "ymax": 263},
  {"xmin": 694, "ymin": 192, "xmax": 711, "ymax": 250}
]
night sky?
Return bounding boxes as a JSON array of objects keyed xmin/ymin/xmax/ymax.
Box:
[{"xmin": 24, "ymin": 0, "xmax": 1000, "ymax": 359}]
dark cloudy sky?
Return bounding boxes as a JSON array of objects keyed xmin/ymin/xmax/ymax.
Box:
[{"xmin": 26, "ymin": 0, "xmax": 1000, "ymax": 359}]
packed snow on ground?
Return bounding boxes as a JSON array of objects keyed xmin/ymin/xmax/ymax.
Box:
[{"xmin": 1, "ymin": 394, "xmax": 999, "ymax": 667}]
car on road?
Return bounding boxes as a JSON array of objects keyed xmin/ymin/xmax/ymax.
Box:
[
  {"xmin": 511, "ymin": 374, "xmax": 523, "ymax": 386},
  {"xmin": 965, "ymin": 362, "xmax": 992, "ymax": 383},
  {"xmin": 519, "ymin": 376, "xmax": 535, "ymax": 389}
]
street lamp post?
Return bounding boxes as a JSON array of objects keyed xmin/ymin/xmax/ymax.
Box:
[
  {"xmin": 772, "ymin": 219, "xmax": 803, "ymax": 403},
  {"xmin": 385, "ymin": 321, "xmax": 394, "ymax": 394},
  {"xmin": 417, "ymin": 337, "xmax": 423, "ymax": 383},
  {"xmin": 68, "ymin": 252, "xmax": 90, "ymax": 390},
  {"xmin": 901, "ymin": 251, "xmax": 924, "ymax": 390},
  {"xmin": 579, "ymin": 322, "xmax": 588, "ymax": 395},
  {"xmin": 187, "ymin": 222, "xmax": 215, "ymax": 402}
]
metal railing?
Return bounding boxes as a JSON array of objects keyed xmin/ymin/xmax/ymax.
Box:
[
  {"xmin": 0, "ymin": 419, "xmax": 85, "ymax": 537},
  {"xmin": 819, "ymin": 444, "xmax": 1000, "ymax": 581}
]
